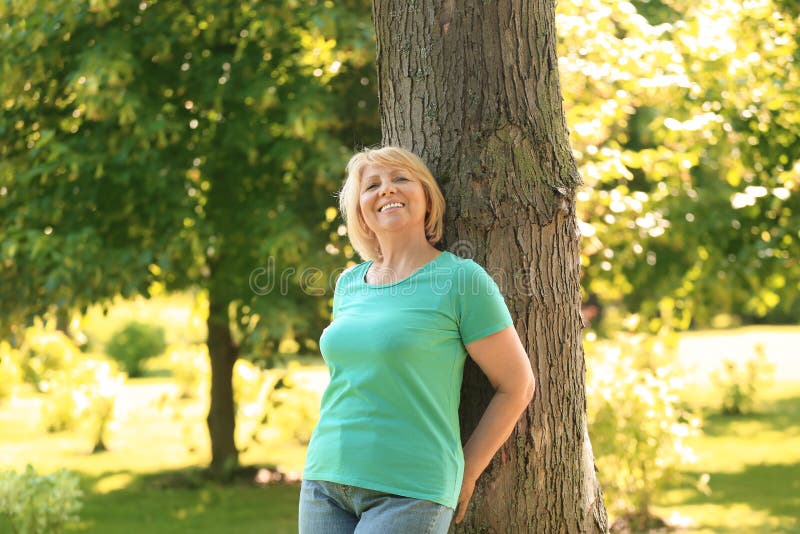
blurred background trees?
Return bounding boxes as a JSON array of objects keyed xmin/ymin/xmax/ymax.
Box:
[
  {"xmin": 559, "ymin": 0, "xmax": 799, "ymax": 333},
  {"xmin": 0, "ymin": 0, "xmax": 379, "ymax": 473}
]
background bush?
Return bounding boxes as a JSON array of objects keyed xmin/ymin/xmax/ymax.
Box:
[
  {"xmin": 586, "ymin": 333, "xmax": 702, "ymax": 529},
  {"xmin": 39, "ymin": 357, "xmax": 124, "ymax": 452},
  {"xmin": 105, "ymin": 321, "xmax": 167, "ymax": 377},
  {"xmin": 233, "ymin": 360, "xmax": 321, "ymax": 450},
  {"xmin": 712, "ymin": 343, "xmax": 776, "ymax": 415},
  {"xmin": 18, "ymin": 326, "xmax": 81, "ymax": 390},
  {"xmin": 0, "ymin": 342, "xmax": 22, "ymax": 404}
]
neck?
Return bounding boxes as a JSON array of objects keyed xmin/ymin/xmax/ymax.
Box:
[{"xmin": 372, "ymin": 230, "xmax": 439, "ymax": 272}]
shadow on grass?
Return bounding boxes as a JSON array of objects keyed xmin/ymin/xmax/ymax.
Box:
[
  {"xmin": 674, "ymin": 461, "xmax": 800, "ymax": 524},
  {"xmin": 72, "ymin": 465, "xmax": 301, "ymax": 534},
  {"xmin": 700, "ymin": 394, "xmax": 800, "ymax": 437}
]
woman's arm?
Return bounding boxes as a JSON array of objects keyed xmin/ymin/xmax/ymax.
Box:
[{"xmin": 455, "ymin": 325, "xmax": 535, "ymax": 522}]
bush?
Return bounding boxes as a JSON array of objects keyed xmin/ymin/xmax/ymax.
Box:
[
  {"xmin": 105, "ymin": 321, "xmax": 167, "ymax": 377},
  {"xmin": 0, "ymin": 465, "xmax": 82, "ymax": 534},
  {"xmin": 151, "ymin": 343, "xmax": 210, "ymax": 399},
  {"xmin": 0, "ymin": 342, "xmax": 22, "ymax": 403},
  {"xmin": 711, "ymin": 343, "xmax": 775, "ymax": 415},
  {"xmin": 268, "ymin": 363, "xmax": 321, "ymax": 444},
  {"xmin": 233, "ymin": 360, "xmax": 321, "ymax": 450},
  {"xmin": 233, "ymin": 359, "xmax": 280, "ymax": 450},
  {"xmin": 586, "ymin": 334, "xmax": 701, "ymax": 528},
  {"xmin": 39, "ymin": 358, "xmax": 124, "ymax": 452},
  {"xmin": 18, "ymin": 326, "xmax": 80, "ymax": 389}
]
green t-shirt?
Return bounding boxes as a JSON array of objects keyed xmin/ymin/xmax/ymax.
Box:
[{"xmin": 302, "ymin": 250, "xmax": 514, "ymax": 508}]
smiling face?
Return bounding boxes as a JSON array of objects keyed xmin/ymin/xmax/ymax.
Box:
[{"xmin": 358, "ymin": 164, "xmax": 429, "ymax": 239}]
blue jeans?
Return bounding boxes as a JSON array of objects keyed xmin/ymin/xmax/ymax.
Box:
[{"xmin": 298, "ymin": 479, "xmax": 455, "ymax": 534}]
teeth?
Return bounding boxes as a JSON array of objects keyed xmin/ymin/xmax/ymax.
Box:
[{"xmin": 379, "ymin": 202, "xmax": 404, "ymax": 212}]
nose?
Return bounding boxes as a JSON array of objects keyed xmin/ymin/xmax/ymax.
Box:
[{"xmin": 377, "ymin": 180, "xmax": 397, "ymax": 195}]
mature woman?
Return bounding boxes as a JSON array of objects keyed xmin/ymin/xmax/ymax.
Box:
[{"xmin": 299, "ymin": 146, "xmax": 535, "ymax": 533}]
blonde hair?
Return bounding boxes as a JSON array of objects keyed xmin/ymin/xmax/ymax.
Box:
[{"xmin": 339, "ymin": 146, "xmax": 446, "ymax": 261}]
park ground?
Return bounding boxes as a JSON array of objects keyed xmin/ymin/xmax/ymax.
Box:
[{"xmin": 1, "ymin": 325, "xmax": 799, "ymax": 533}]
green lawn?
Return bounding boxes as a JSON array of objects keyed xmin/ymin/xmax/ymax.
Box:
[
  {"xmin": 0, "ymin": 377, "xmax": 310, "ymax": 533},
  {"xmin": 649, "ymin": 326, "xmax": 800, "ymax": 533},
  {"xmin": 70, "ymin": 473, "xmax": 300, "ymax": 534},
  {"xmin": 652, "ymin": 382, "xmax": 800, "ymax": 533},
  {"xmin": 1, "ymin": 326, "xmax": 799, "ymax": 532}
]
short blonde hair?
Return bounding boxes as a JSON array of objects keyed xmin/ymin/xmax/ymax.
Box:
[{"xmin": 339, "ymin": 146, "xmax": 446, "ymax": 261}]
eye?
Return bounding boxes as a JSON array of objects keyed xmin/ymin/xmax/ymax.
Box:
[
  {"xmin": 365, "ymin": 183, "xmax": 377, "ymax": 190},
  {"xmin": 395, "ymin": 176, "xmax": 408, "ymax": 182}
]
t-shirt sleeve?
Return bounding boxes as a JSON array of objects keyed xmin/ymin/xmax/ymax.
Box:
[
  {"xmin": 456, "ymin": 261, "xmax": 514, "ymax": 345},
  {"xmin": 331, "ymin": 266, "xmax": 352, "ymax": 320}
]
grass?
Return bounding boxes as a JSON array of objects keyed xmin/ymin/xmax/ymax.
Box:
[
  {"xmin": 645, "ymin": 326, "xmax": 800, "ymax": 534},
  {"xmin": 1, "ymin": 322, "xmax": 799, "ymax": 532},
  {"xmin": 71, "ymin": 472, "xmax": 301, "ymax": 534},
  {"xmin": 651, "ymin": 384, "xmax": 800, "ymax": 533},
  {"xmin": 0, "ymin": 377, "xmax": 310, "ymax": 533}
]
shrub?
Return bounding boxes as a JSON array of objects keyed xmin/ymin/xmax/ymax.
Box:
[
  {"xmin": 233, "ymin": 359, "xmax": 280, "ymax": 450},
  {"xmin": 0, "ymin": 342, "xmax": 22, "ymax": 403},
  {"xmin": 0, "ymin": 465, "xmax": 82, "ymax": 534},
  {"xmin": 157, "ymin": 343, "xmax": 210, "ymax": 399},
  {"xmin": 18, "ymin": 326, "xmax": 80, "ymax": 389},
  {"xmin": 105, "ymin": 321, "xmax": 167, "ymax": 377},
  {"xmin": 39, "ymin": 358, "xmax": 124, "ymax": 452},
  {"xmin": 233, "ymin": 360, "xmax": 321, "ymax": 450},
  {"xmin": 711, "ymin": 343, "xmax": 775, "ymax": 415},
  {"xmin": 586, "ymin": 334, "xmax": 701, "ymax": 528},
  {"xmin": 268, "ymin": 363, "xmax": 321, "ymax": 444}
]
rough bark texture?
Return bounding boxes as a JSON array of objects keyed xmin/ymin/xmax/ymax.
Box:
[
  {"xmin": 372, "ymin": 1, "xmax": 609, "ymax": 532},
  {"xmin": 206, "ymin": 288, "xmax": 239, "ymax": 476}
]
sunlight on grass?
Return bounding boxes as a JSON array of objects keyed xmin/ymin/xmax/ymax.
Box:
[
  {"xmin": 651, "ymin": 376, "xmax": 800, "ymax": 533},
  {"xmin": 93, "ymin": 473, "xmax": 134, "ymax": 494},
  {"xmin": 651, "ymin": 502, "xmax": 796, "ymax": 534}
]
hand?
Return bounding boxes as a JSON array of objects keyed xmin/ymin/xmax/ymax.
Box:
[{"xmin": 454, "ymin": 476, "xmax": 476, "ymax": 524}]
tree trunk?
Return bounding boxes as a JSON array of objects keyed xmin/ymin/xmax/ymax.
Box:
[
  {"xmin": 206, "ymin": 288, "xmax": 239, "ymax": 477},
  {"xmin": 372, "ymin": 1, "xmax": 608, "ymax": 532}
]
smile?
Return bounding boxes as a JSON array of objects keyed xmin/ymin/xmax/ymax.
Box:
[{"xmin": 378, "ymin": 202, "xmax": 405, "ymax": 213}]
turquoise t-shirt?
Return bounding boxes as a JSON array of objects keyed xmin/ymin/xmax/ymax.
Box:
[{"xmin": 302, "ymin": 250, "xmax": 514, "ymax": 508}]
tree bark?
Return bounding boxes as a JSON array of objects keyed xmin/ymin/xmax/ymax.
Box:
[
  {"xmin": 206, "ymin": 287, "xmax": 239, "ymax": 477},
  {"xmin": 372, "ymin": 1, "xmax": 608, "ymax": 532}
]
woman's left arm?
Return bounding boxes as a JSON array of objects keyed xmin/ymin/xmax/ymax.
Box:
[{"xmin": 455, "ymin": 325, "xmax": 535, "ymax": 523}]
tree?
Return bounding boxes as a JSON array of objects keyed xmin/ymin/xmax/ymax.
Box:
[
  {"xmin": 372, "ymin": 1, "xmax": 608, "ymax": 532},
  {"xmin": 558, "ymin": 0, "xmax": 800, "ymax": 331},
  {"xmin": 0, "ymin": 0, "xmax": 378, "ymax": 474}
]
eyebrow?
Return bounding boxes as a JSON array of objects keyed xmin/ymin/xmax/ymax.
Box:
[{"xmin": 363, "ymin": 170, "xmax": 405, "ymax": 182}]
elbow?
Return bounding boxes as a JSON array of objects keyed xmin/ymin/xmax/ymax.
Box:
[
  {"xmin": 524, "ymin": 369, "xmax": 536, "ymax": 403},
  {"xmin": 507, "ymin": 371, "xmax": 535, "ymax": 406}
]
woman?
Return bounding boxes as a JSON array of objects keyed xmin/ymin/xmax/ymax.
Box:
[{"xmin": 299, "ymin": 146, "xmax": 535, "ymax": 533}]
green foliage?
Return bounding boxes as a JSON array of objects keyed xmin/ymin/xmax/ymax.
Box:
[
  {"xmin": 105, "ymin": 321, "xmax": 166, "ymax": 377},
  {"xmin": 586, "ymin": 334, "xmax": 702, "ymax": 526},
  {"xmin": 0, "ymin": 0, "xmax": 378, "ymax": 468},
  {"xmin": 0, "ymin": 0, "xmax": 378, "ymax": 343},
  {"xmin": 0, "ymin": 465, "xmax": 82, "ymax": 534},
  {"xmin": 712, "ymin": 343, "xmax": 776, "ymax": 415},
  {"xmin": 558, "ymin": 0, "xmax": 800, "ymax": 329}
]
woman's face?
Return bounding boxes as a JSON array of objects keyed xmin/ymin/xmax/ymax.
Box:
[{"xmin": 358, "ymin": 164, "xmax": 429, "ymax": 239}]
